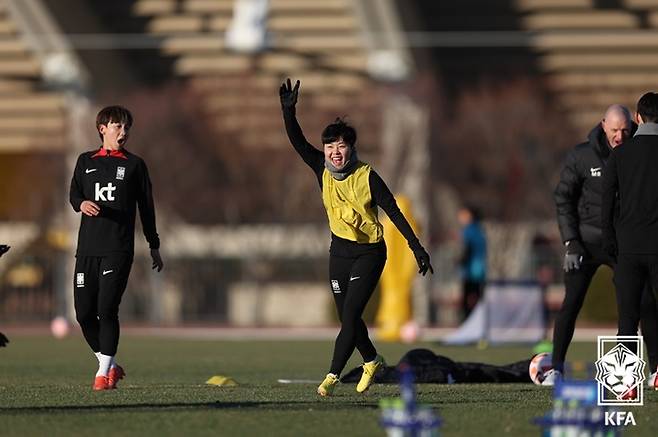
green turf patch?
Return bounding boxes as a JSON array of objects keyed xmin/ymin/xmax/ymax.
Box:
[{"xmin": 0, "ymin": 336, "xmax": 656, "ymax": 436}]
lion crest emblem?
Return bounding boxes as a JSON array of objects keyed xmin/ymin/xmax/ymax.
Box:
[{"xmin": 595, "ymin": 343, "xmax": 645, "ymax": 402}]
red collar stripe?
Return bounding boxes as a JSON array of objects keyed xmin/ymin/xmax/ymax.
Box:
[{"xmin": 91, "ymin": 148, "xmax": 128, "ymax": 159}]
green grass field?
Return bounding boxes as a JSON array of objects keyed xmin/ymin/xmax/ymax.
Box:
[{"xmin": 1, "ymin": 334, "xmax": 656, "ymax": 436}]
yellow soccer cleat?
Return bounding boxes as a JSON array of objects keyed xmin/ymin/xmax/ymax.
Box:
[
  {"xmin": 317, "ymin": 373, "xmax": 339, "ymax": 397},
  {"xmin": 356, "ymin": 354, "xmax": 385, "ymax": 393}
]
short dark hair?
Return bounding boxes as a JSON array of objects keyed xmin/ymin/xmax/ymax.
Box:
[
  {"xmin": 96, "ymin": 105, "xmax": 133, "ymax": 139},
  {"xmin": 465, "ymin": 205, "xmax": 482, "ymax": 222},
  {"xmin": 637, "ymin": 92, "xmax": 658, "ymax": 123},
  {"xmin": 321, "ymin": 118, "xmax": 357, "ymax": 148}
]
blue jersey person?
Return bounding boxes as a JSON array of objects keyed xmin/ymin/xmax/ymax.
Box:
[{"xmin": 458, "ymin": 206, "xmax": 487, "ymax": 321}]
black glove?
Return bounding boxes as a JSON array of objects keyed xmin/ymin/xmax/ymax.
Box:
[
  {"xmin": 0, "ymin": 332, "xmax": 8, "ymax": 347},
  {"xmin": 413, "ymin": 246, "xmax": 434, "ymax": 276},
  {"xmin": 279, "ymin": 78, "xmax": 300, "ymax": 110},
  {"xmin": 0, "ymin": 244, "xmax": 9, "ymax": 257},
  {"xmin": 563, "ymin": 239, "xmax": 585, "ymax": 272}
]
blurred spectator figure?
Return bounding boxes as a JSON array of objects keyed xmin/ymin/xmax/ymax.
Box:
[
  {"xmin": 530, "ymin": 233, "xmax": 557, "ymax": 287},
  {"xmin": 457, "ymin": 206, "xmax": 487, "ymax": 321},
  {"xmin": 0, "ymin": 244, "xmax": 8, "ymax": 347},
  {"xmin": 530, "ymin": 232, "xmax": 558, "ymax": 354}
]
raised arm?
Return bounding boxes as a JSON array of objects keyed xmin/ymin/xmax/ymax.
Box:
[
  {"xmin": 369, "ymin": 171, "xmax": 433, "ymax": 276},
  {"xmin": 279, "ymin": 79, "xmax": 324, "ymax": 173}
]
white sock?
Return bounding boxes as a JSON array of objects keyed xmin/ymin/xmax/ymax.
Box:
[
  {"xmin": 94, "ymin": 351, "xmax": 102, "ymax": 363},
  {"xmin": 96, "ymin": 354, "xmax": 113, "ymax": 377}
]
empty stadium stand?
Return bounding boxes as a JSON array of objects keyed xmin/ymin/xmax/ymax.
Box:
[
  {"xmin": 0, "ymin": 0, "xmax": 70, "ymax": 153},
  {"xmin": 517, "ymin": 0, "xmax": 658, "ymax": 130},
  {"xmin": 132, "ymin": 0, "xmax": 391, "ymax": 150},
  {"xmin": 399, "ymin": 0, "xmax": 658, "ymax": 134},
  {"xmin": 4, "ymin": 0, "xmax": 656, "ymax": 178}
]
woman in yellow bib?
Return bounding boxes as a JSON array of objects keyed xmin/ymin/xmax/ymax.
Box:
[{"xmin": 280, "ymin": 79, "xmax": 433, "ymax": 396}]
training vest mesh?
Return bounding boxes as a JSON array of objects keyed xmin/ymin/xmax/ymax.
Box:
[{"xmin": 322, "ymin": 163, "xmax": 383, "ymax": 243}]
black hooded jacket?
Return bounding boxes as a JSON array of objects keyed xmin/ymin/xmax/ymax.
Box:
[{"xmin": 554, "ymin": 123, "xmax": 635, "ymax": 245}]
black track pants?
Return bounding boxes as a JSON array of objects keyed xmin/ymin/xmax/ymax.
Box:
[
  {"xmin": 74, "ymin": 254, "xmax": 133, "ymax": 356},
  {"xmin": 462, "ymin": 280, "xmax": 484, "ymax": 321},
  {"xmin": 552, "ymin": 244, "xmax": 658, "ymax": 370},
  {"xmin": 328, "ymin": 248, "xmax": 386, "ymax": 376},
  {"xmin": 614, "ymin": 253, "xmax": 658, "ymax": 370}
]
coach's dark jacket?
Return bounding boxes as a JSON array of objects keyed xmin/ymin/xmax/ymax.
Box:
[
  {"xmin": 554, "ymin": 123, "xmax": 635, "ymax": 245},
  {"xmin": 602, "ymin": 122, "xmax": 658, "ymax": 254}
]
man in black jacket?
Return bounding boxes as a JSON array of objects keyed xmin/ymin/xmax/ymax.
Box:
[
  {"xmin": 602, "ymin": 92, "xmax": 658, "ymax": 390},
  {"xmin": 544, "ymin": 105, "xmax": 658, "ymax": 386}
]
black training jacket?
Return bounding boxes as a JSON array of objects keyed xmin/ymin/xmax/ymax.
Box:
[
  {"xmin": 282, "ymin": 107, "xmax": 422, "ymax": 257},
  {"xmin": 69, "ymin": 147, "xmax": 160, "ymax": 257},
  {"xmin": 554, "ymin": 123, "xmax": 633, "ymax": 245},
  {"xmin": 602, "ymin": 125, "xmax": 658, "ymax": 254}
]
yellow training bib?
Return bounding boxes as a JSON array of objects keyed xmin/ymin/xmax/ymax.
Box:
[{"xmin": 322, "ymin": 163, "xmax": 383, "ymax": 243}]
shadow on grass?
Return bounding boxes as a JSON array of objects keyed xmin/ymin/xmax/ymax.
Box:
[{"xmin": 0, "ymin": 400, "xmax": 379, "ymax": 415}]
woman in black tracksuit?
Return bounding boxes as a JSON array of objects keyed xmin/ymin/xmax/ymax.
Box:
[{"xmin": 280, "ymin": 79, "xmax": 433, "ymax": 396}]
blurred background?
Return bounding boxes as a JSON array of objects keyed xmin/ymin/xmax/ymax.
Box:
[{"xmin": 0, "ymin": 0, "xmax": 639, "ymax": 334}]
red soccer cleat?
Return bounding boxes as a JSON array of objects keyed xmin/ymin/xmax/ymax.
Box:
[
  {"xmin": 107, "ymin": 365, "xmax": 125, "ymax": 389},
  {"xmin": 93, "ymin": 375, "xmax": 109, "ymax": 391},
  {"xmin": 620, "ymin": 386, "xmax": 637, "ymax": 400}
]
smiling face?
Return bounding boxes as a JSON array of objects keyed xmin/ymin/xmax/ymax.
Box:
[
  {"xmin": 99, "ymin": 121, "xmax": 130, "ymax": 150},
  {"xmin": 324, "ymin": 138, "xmax": 351, "ymax": 170}
]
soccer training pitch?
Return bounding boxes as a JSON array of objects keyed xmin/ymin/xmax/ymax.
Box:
[{"xmin": 1, "ymin": 335, "xmax": 656, "ymax": 436}]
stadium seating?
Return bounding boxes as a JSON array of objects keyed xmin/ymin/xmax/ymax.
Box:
[
  {"xmin": 133, "ymin": 0, "xmax": 383, "ymax": 150},
  {"xmin": 515, "ymin": 0, "xmax": 658, "ymax": 131},
  {"xmin": 0, "ymin": 1, "xmax": 68, "ymax": 152}
]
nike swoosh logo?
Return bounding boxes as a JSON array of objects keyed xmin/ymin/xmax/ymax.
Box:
[
  {"xmin": 349, "ymin": 276, "xmax": 361, "ymax": 281},
  {"xmin": 85, "ymin": 168, "xmax": 97, "ymax": 174},
  {"xmin": 590, "ymin": 167, "xmax": 601, "ymax": 172},
  {"xmin": 102, "ymin": 270, "xmax": 113, "ymax": 275}
]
